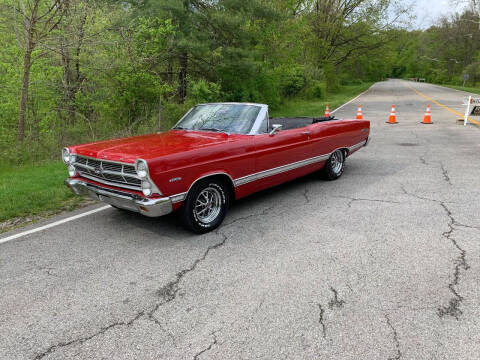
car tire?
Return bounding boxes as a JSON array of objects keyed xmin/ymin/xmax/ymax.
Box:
[
  {"xmin": 181, "ymin": 179, "xmax": 230, "ymax": 234},
  {"xmin": 323, "ymin": 149, "xmax": 345, "ymax": 180}
]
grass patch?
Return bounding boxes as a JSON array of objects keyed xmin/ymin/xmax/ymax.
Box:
[
  {"xmin": 0, "ymin": 161, "xmax": 84, "ymax": 223},
  {"xmin": 271, "ymin": 82, "xmax": 373, "ymax": 118},
  {"xmin": 440, "ymin": 84, "xmax": 480, "ymax": 95}
]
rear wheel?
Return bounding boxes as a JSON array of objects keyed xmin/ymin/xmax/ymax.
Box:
[
  {"xmin": 323, "ymin": 149, "xmax": 345, "ymax": 180},
  {"xmin": 181, "ymin": 179, "xmax": 230, "ymax": 234}
]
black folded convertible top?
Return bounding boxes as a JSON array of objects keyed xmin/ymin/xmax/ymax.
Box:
[{"xmin": 269, "ymin": 116, "xmax": 338, "ymax": 130}]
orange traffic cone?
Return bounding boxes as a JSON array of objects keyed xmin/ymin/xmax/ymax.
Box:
[
  {"xmin": 324, "ymin": 104, "xmax": 331, "ymax": 117},
  {"xmin": 386, "ymin": 105, "xmax": 398, "ymax": 124},
  {"xmin": 421, "ymin": 104, "xmax": 433, "ymax": 124},
  {"xmin": 356, "ymin": 105, "xmax": 363, "ymax": 120}
]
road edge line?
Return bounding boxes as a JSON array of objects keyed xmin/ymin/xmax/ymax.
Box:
[
  {"xmin": 331, "ymin": 84, "xmax": 375, "ymax": 114},
  {"xmin": 0, "ymin": 206, "xmax": 111, "ymax": 245}
]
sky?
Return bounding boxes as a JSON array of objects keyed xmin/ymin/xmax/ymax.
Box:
[{"xmin": 411, "ymin": 0, "xmax": 467, "ymax": 29}]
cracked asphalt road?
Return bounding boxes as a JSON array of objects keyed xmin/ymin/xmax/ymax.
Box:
[{"xmin": 1, "ymin": 79, "xmax": 479, "ymax": 359}]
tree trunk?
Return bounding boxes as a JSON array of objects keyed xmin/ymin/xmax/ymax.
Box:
[
  {"xmin": 178, "ymin": 52, "xmax": 188, "ymax": 103},
  {"xmin": 62, "ymin": 48, "xmax": 76, "ymax": 126},
  {"xmin": 157, "ymin": 94, "xmax": 163, "ymax": 132},
  {"xmin": 17, "ymin": 47, "xmax": 33, "ymax": 143}
]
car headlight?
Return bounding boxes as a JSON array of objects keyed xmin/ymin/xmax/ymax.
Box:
[
  {"xmin": 135, "ymin": 160, "xmax": 148, "ymax": 179},
  {"xmin": 141, "ymin": 181, "xmax": 152, "ymax": 196},
  {"xmin": 68, "ymin": 165, "xmax": 77, "ymax": 177},
  {"xmin": 62, "ymin": 148, "xmax": 71, "ymax": 164}
]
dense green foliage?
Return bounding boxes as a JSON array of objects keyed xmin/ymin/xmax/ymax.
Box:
[
  {"xmin": 0, "ymin": 0, "xmax": 403, "ymax": 164},
  {"xmin": 389, "ymin": 6, "xmax": 480, "ymax": 86}
]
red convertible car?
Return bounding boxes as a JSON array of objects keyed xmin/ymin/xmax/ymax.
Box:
[{"xmin": 64, "ymin": 103, "xmax": 369, "ymax": 233}]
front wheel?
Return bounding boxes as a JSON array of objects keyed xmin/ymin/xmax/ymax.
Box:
[
  {"xmin": 181, "ymin": 179, "xmax": 230, "ymax": 234},
  {"xmin": 323, "ymin": 149, "xmax": 345, "ymax": 180}
]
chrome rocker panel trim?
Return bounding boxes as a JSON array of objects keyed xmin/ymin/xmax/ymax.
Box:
[
  {"xmin": 348, "ymin": 140, "xmax": 367, "ymax": 152},
  {"xmin": 65, "ymin": 179, "xmax": 173, "ymax": 217},
  {"xmin": 233, "ymin": 153, "xmax": 330, "ymax": 187},
  {"xmin": 234, "ymin": 140, "xmax": 367, "ymax": 187}
]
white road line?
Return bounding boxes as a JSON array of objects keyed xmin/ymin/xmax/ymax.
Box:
[
  {"xmin": 0, "ymin": 206, "xmax": 111, "ymax": 245},
  {"xmin": 331, "ymin": 84, "xmax": 374, "ymax": 114}
]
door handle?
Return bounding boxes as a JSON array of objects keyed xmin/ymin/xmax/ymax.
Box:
[{"xmin": 302, "ymin": 131, "xmax": 310, "ymax": 135}]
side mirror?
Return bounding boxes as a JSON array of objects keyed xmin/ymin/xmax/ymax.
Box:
[{"xmin": 269, "ymin": 124, "xmax": 283, "ymax": 136}]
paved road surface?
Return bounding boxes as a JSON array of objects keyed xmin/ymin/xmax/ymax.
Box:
[{"xmin": 1, "ymin": 80, "xmax": 479, "ymax": 359}]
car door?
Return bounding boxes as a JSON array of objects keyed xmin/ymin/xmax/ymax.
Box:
[{"xmin": 252, "ymin": 126, "xmax": 313, "ymax": 189}]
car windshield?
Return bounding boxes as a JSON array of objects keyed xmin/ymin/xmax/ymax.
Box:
[{"xmin": 174, "ymin": 104, "xmax": 261, "ymax": 135}]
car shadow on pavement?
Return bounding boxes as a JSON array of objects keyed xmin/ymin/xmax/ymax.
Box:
[
  {"xmin": 106, "ymin": 172, "xmax": 329, "ymax": 238},
  {"xmin": 106, "ymin": 157, "xmax": 403, "ymax": 238}
]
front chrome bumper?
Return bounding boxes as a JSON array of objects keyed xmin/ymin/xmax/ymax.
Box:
[{"xmin": 65, "ymin": 179, "xmax": 173, "ymax": 217}]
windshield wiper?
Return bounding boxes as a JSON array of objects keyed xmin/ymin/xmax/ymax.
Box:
[
  {"xmin": 173, "ymin": 126, "xmax": 187, "ymax": 130},
  {"xmin": 200, "ymin": 127, "xmax": 230, "ymax": 135}
]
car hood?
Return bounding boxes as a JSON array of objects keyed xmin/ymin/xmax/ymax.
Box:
[{"xmin": 71, "ymin": 130, "xmax": 231, "ymax": 163}]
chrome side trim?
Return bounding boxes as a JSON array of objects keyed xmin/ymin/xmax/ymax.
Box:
[
  {"xmin": 233, "ymin": 153, "xmax": 330, "ymax": 187},
  {"xmin": 348, "ymin": 140, "xmax": 367, "ymax": 152},
  {"xmin": 139, "ymin": 140, "xmax": 369, "ymax": 204},
  {"xmin": 232, "ymin": 140, "xmax": 367, "ymax": 187}
]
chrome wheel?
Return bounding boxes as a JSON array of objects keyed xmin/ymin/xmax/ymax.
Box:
[
  {"xmin": 330, "ymin": 150, "xmax": 344, "ymax": 174},
  {"xmin": 194, "ymin": 187, "xmax": 222, "ymax": 224}
]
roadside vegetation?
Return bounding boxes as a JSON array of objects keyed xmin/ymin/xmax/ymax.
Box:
[
  {"xmin": 441, "ymin": 85, "xmax": 480, "ymax": 95},
  {"xmin": 270, "ymin": 82, "xmax": 373, "ymax": 118},
  {"xmin": 390, "ymin": 2, "xmax": 480, "ymax": 89},
  {"xmin": 0, "ymin": 0, "xmax": 408, "ymax": 166},
  {"xmin": 0, "ymin": 162, "xmax": 85, "ymax": 226}
]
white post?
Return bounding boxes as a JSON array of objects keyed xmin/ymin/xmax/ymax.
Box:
[{"xmin": 464, "ymin": 96, "xmax": 472, "ymax": 126}]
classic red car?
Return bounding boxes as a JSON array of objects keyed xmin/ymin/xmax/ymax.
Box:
[{"xmin": 64, "ymin": 103, "xmax": 369, "ymax": 233}]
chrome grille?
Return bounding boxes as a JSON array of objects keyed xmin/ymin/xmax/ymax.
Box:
[{"xmin": 73, "ymin": 156, "xmax": 141, "ymax": 191}]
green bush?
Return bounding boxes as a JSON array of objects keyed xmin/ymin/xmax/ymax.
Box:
[
  {"xmin": 305, "ymin": 80, "xmax": 324, "ymax": 99},
  {"xmin": 324, "ymin": 63, "xmax": 341, "ymax": 94},
  {"xmin": 428, "ymin": 68, "xmax": 450, "ymax": 84},
  {"xmin": 277, "ymin": 65, "xmax": 307, "ymax": 98},
  {"xmin": 340, "ymin": 77, "xmax": 363, "ymax": 86},
  {"xmin": 464, "ymin": 62, "xmax": 480, "ymax": 86},
  {"xmin": 189, "ymin": 79, "xmax": 221, "ymax": 103}
]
